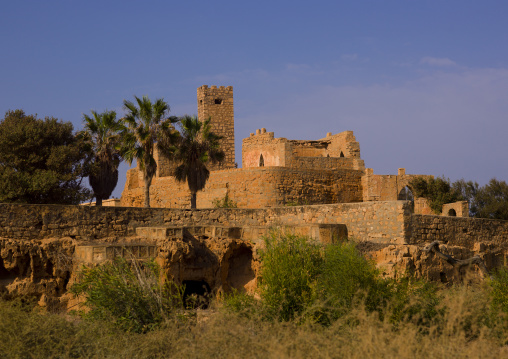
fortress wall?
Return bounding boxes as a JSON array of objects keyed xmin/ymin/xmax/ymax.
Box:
[
  {"xmin": 408, "ymin": 214, "xmax": 508, "ymax": 249},
  {"xmin": 361, "ymin": 170, "xmax": 432, "ymax": 202},
  {"xmin": 291, "ymin": 144, "xmax": 327, "ymax": 157},
  {"xmin": 292, "ymin": 157, "xmax": 365, "ymax": 171},
  {"xmin": 3, "ymin": 203, "xmax": 507, "ymax": 247},
  {"xmin": 120, "ymin": 167, "xmax": 364, "ymax": 209},
  {"xmin": 0, "ymin": 201, "xmax": 409, "ymax": 244}
]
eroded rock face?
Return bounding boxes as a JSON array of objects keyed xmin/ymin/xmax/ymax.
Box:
[
  {"xmin": 0, "ymin": 237, "xmax": 74, "ymax": 302},
  {"xmin": 0, "ymin": 228, "xmax": 260, "ymax": 310},
  {"xmin": 362, "ymin": 241, "xmax": 507, "ymax": 283},
  {"xmin": 154, "ymin": 230, "xmax": 259, "ymax": 296},
  {"xmin": 1, "ymin": 223, "xmax": 506, "ymax": 311}
]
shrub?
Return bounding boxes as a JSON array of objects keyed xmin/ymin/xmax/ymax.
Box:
[
  {"xmin": 70, "ymin": 257, "xmax": 184, "ymax": 333},
  {"xmin": 490, "ymin": 266, "xmax": 508, "ymax": 314},
  {"xmin": 221, "ymin": 289, "xmax": 261, "ymax": 319},
  {"xmin": 212, "ymin": 192, "xmax": 238, "ymax": 208},
  {"xmin": 387, "ymin": 277, "xmax": 442, "ymax": 327},
  {"xmin": 315, "ymin": 242, "xmax": 390, "ymax": 324},
  {"xmin": 259, "ymin": 232, "xmax": 323, "ymax": 321},
  {"xmin": 257, "ymin": 232, "xmax": 443, "ymax": 327}
]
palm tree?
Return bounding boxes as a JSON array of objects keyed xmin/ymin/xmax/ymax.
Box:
[
  {"xmin": 79, "ymin": 110, "xmax": 123, "ymax": 206},
  {"xmin": 120, "ymin": 96, "xmax": 177, "ymax": 208},
  {"xmin": 171, "ymin": 115, "xmax": 224, "ymax": 209}
]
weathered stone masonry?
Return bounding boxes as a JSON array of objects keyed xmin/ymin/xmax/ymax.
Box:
[{"xmin": 0, "ymin": 202, "xmax": 408, "ymax": 244}]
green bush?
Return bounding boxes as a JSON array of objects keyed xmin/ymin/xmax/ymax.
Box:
[
  {"xmin": 70, "ymin": 258, "xmax": 184, "ymax": 333},
  {"xmin": 490, "ymin": 266, "xmax": 508, "ymax": 314},
  {"xmin": 387, "ymin": 277, "xmax": 442, "ymax": 327},
  {"xmin": 212, "ymin": 192, "xmax": 238, "ymax": 208},
  {"xmin": 259, "ymin": 232, "xmax": 323, "ymax": 321},
  {"xmin": 257, "ymin": 232, "xmax": 443, "ymax": 327},
  {"xmin": 314, "ymin": 242, "xmax": 390, "ymax": 324}
]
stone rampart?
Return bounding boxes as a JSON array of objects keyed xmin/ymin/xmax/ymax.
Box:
[
  {"xmin": 408, "ymin": 214, "xmax": 508, "ymax": 249},
  {"xmin": 121, "ymin": 166, "xmax": 364, "ymax": 209},
  {"xmin": 0, "ymin": 201, "xmax": 408, "ymax": 244},
  {"xmin": 291, "ymin": 157, "xmax": 365, "ymax": 171},
  {"xmin": 4, "ymin": 202, "xmax": 507, "ymax": 248}
]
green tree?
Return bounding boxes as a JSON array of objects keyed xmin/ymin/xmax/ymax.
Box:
[
  {"xmin": 120, "ymin": 96, "xmax": 177, "ymax": 208},
  {"xmin": 473, "ymin": 178, "xmax": 508, "ymax": 220},
  {"xmin": 409, "ymin": 176, "xmax": 463, "ymax": 214},
  {"xmin": 452, "ymin": 179, "xmax": 480, "ymax": 216},
  {"xmin": 170, "ymin": 115, "xmax": 224, "ymax": 209},
  {"xmin": 78, "ymin": 110, "xmax": 124, "ymax": 206},
  {"xmin": 0, "ymin": 110, "xmax": 91, "ymax": 204}
]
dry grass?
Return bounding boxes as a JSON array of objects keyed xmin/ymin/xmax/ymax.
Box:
[{"xmin": 0, "ymin": 284, "xmax": 507, "ymax": 359}]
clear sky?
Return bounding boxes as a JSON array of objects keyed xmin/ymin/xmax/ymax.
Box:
[{"xmin": 1, "ymin": 0, "xmax": 507, "ymax": 199}]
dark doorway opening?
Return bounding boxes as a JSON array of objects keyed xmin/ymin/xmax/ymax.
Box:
[{"xmin": 182, "ymin": 280, "xmax": 211, "ymax": 309}]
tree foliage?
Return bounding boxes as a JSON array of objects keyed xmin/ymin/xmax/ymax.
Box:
[
  {"xmin": 169, "ymin": 116, "xmax": 224, "ymax": 209},
  {"xmin": 411, "ymin": 176, "xmax": 508, "ymax": 219},
  {"xmin": 454, "ymin": 178, "xmax": 508, "ymax": 220},
  {"xmin": 0, "ymin": 110, "xmax": 91, "ymax": 204},
  {"xmin": 409, "ymin": 176, "xmax": 463, "ymax": 214},
  {"xmin": 120, "ymin": 96, "xmax": 177, "ymax": 208},
  {"xmin": 78, "ymin": 110, "xmax": 124, "ymax": 206}
]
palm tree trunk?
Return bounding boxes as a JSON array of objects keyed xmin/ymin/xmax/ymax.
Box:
[
  {"xmin": 96, "ymin": 197, "xmax": 103, "ymax": 206},
  {"xmin": 191, "ymin": 192, "xmax": 197, "ymax": 209},
  {"xmin": 143, "ymin": 176, "xmax": 151, "ymax": 208}
]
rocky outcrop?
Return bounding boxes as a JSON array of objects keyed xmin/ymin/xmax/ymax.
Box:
[
  {"xmin": 0, "ymin": 237, "xmax": 74, "ymax": 305},
  {"xmin": 364, "ymin": 241, "xmax": 506, "ymax": 283}
]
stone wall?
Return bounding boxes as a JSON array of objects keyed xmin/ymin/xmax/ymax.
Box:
[
  {"xmin": 242, "ymin": 129, "xmax": 364, "ymax": 170},
  {"xmin": 242, "ymin": 130, "xmax": 289, "ymax": 168},
  {"xmin": 316, "ymin": 131, "xmax": 361, "ymax": 158},
  {"xmin": 0, "ymin": 201, "xmax": 409, "ymax": 244},
  {"xmin": 408, "ymin": 214, "xmax": 508, "ymax": 249},
  {"xmin": 361, "ymin": 168, "xmax": 432, "ymax": 202},
  {"xmin": 442, "ymin": 201, "xmax": 469, "ymax": 217},
  {"xmin": 292, "ymin": 157, "xmax": 365, "ymax": 171},
  {"xmin": 121, "ymin": 166, "xmax": 364, "ymax": 209}
]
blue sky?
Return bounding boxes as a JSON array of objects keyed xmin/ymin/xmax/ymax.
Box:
[{"xmin": 1, "ymin": 1, "xmax": 507, "ymax": 199}]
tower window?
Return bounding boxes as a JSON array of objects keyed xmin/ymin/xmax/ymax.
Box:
[
  {"xmin": 259, "ymin": 154, "xmax": 264, "ymax": 167},
  {"xmin": 214, "ymin": 98, "xmax": 223, "ymax": 105}
]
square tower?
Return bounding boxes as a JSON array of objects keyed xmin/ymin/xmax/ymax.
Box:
[{"xmin": 197, "ymin": 85, "xmax": 235, "ymax": 170}]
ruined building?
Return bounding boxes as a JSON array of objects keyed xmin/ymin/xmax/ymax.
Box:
[
  {"xmin": 1, "ymin": 85, "xmax": 504, "ymax": 310},
  {"xmin": 120, "ymin": 85, "xmax": 466, "ymax": 217}
]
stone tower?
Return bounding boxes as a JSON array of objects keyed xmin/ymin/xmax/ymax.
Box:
[{"xmin": 197, "ymin": 85, "xmax": 235, "ymax": 170}]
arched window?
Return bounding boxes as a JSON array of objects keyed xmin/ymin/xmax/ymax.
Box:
[
  {"xmin": 448, "ymin": 209, "xmax": 457, "ymax": 217},
  {"xmin": 340, "ymin": 151, "xmax": 345, "ymax": 157},
  {"xmin": 398, "ymin": 186, "xmax": 414, "ymax": 201},
  {"xmin": 259, "ymin": 154, "xmax": 264, "ymax": 167}
]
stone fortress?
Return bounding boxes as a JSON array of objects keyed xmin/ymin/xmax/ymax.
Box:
[
  {"xmin": 0, "ymin": 85, "xmax": 507, "ymax": 309},
  {"xmin": 120, "ymin": 85, "xmax": 467, "ymax": 217}
]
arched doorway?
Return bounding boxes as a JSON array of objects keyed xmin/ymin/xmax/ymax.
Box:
[
  {"xmin": 398, "ymin": 186, "xmax": 414, "ymax": 201},
  {"xmin": 448, "ymin": 209, "xmax": 457, "ymax": 217}
]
